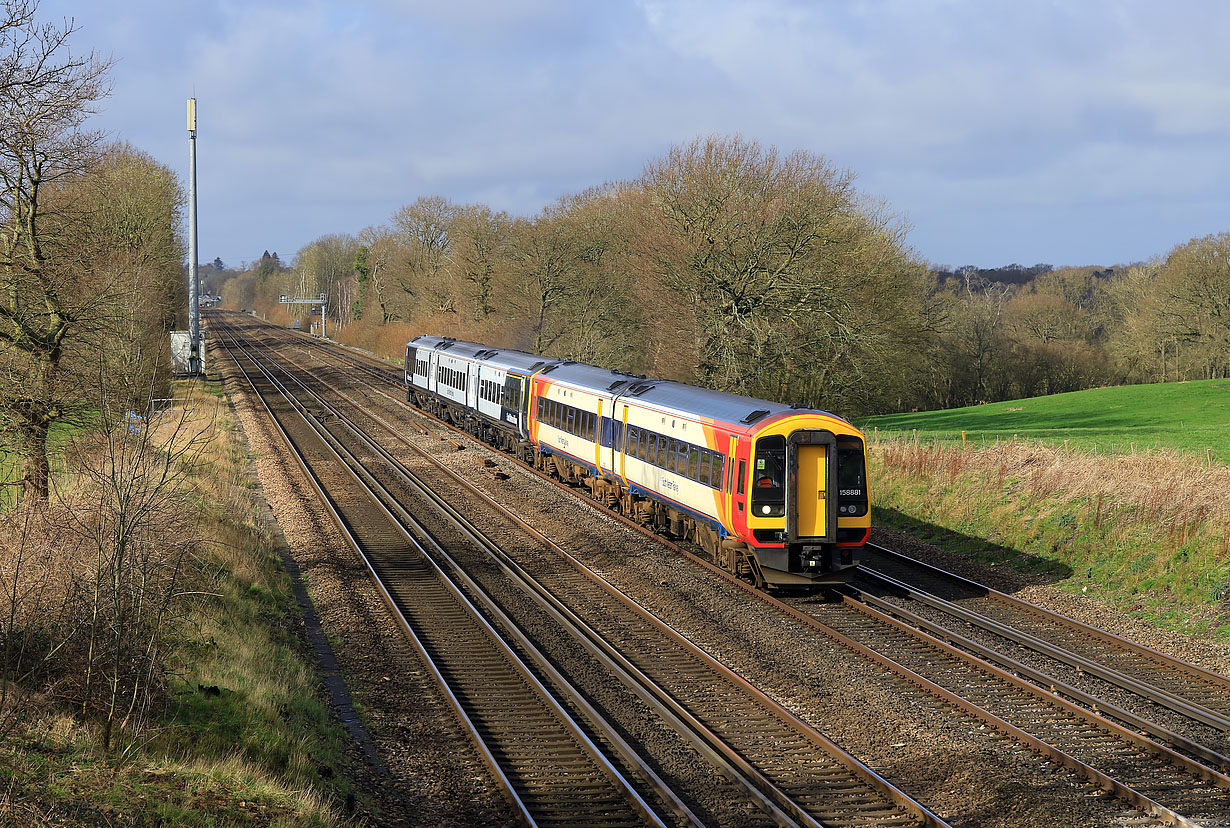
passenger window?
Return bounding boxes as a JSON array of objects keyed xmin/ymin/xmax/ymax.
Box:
[
  {"xmin": 688, "ymin": 448, "xmax": 699, "ymax": 480},
  {"xmin": 737, "ymin": 460, "xmax": 746, "ymax": 495},
  {"xmin": 698, "ymin": 452, "xmax": 711, "ymax": 486}
]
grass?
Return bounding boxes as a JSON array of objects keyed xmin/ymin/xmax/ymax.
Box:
[
  {"xmin": 859, "ymin": 379, "xmax": 1230, "ymax": 462},
  {"xmin": 869, "ymin": 437, "xmax": 1230, "ymax": 641},
  {"xmin": 0, "ymin": 377, "xmax": 356, "ymax": 827}
]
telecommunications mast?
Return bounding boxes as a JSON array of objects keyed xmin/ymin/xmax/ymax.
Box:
[{"xmin": 186, "ymin": 97, "xmax": 202, "ymax": 375}]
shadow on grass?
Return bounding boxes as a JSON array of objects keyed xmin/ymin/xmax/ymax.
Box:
[{"xmin": 872, "ymin": 505, "xmax": 1073, "ymax": 593}]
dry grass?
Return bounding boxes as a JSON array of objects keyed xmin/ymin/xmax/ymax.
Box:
[
  {"xmin": 0, "ymin": 377, "xmax": 353, "ymax": 826},
  {"xmin": 872, "ymin": 437, "xmax": 1230, "ymax": 637}
]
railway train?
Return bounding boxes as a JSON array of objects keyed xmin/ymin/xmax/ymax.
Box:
[{"xmin": 404, "ymin": 336, "xmax": 870, "ymax": 588}]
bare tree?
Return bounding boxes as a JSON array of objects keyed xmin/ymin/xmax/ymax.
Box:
[
  {"xmin": 294, "ymin": 233, "xmax": 357, "ymax": 329},
  {"xmin": 0, "ymin": 3, "xmax": 112, "ymax": 502}
]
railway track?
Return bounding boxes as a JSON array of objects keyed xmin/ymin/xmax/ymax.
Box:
[
  {"xmin": 857, "ymin": 544, "xmax": 1230, "ymax": 740},
  {"xmin": 214, "ymin": 313, "xmax": 1230, "ymax": 826},
  {"xmin": 218, "ymin": 329, "xmax": 673, "ymax": 828},
  {"xmin": 216, "ymin": 320, "xmax": 948, "ymax": 828}
]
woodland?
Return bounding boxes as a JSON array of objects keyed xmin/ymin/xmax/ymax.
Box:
[{"xmin": 219, "ymin": 136, "xmax": 1230, "ymax": 420}]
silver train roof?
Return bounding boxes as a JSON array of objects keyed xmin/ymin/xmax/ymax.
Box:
[
  {"xmin": 410, "ymin": 335, "xmax": 557, "ymax": 374},
  {"xmin": 409, "ymin": 336, "xmax": 847, "ymax": 427},
  {"xmin": 538, "ymin": 361, "xmax": 845, "ymax": 428}
]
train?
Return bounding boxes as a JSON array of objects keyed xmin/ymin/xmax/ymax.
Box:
[{"xmin": 404, "ymin": 336, "xmax": 869, "ymax": 589}]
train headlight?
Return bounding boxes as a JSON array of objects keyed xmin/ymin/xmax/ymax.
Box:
[{"xmin": 761, "ymin": 505, "xmax": 771, "ymax": 515}]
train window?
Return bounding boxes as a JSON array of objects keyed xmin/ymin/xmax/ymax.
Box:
[
  {"xmin": 626, "ymin": 426, "xmax": 637, "ymax": 456},
  {"xmin": 675, "ymin": 443, "xmax": 688, "ymax": 476},
  {"xmin": 698, "ymin": 452, "xmax": 710, "ymax": 486},
  {"xmin": 650, "ymin": 434, "xmax": 661, "ymax": 466},
  {"xmin": 737, "ymin": 460, "xmax": 746, "ymax": 495},
  {"xmin": 712, "ymin": 454, "xmax": 724, "ymax": 490},
  {"xmin": 642, "ymin": 432, "xmax": 652, "ymax": 462},
  {"xmin": 586, "ymin": 412, "xmax": 595, "ymax": 441},
  {"xmin": 664, "ymin": 438, "xmax": 676, "ymax": 471},
  {"xmin": 837, "ymin": 436, "xmax": 868, "ymax": 517},
  {"xmin": 750, "ymin": 435, "xmax": 786, "ymax": 516},
  {"xmin": 565, "ymin": 407, "xmax": 575, "ymax": 434},
  {"xmin": 687, "ymin": 447, "xmax": 699, "ymax": 479}
]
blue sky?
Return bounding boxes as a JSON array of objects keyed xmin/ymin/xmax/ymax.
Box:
[{"xmin": 37, "ymin": 0, "xmax": 1230, "ymax": 270}]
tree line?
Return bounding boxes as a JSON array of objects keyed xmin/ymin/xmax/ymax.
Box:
[
  {"xmin": 225, "ymin": 152, "xmax": 1229, "ymax": 422},
  {"xmin": 2, "ymin": 0, "xmax": 197, "ymax": 754}
]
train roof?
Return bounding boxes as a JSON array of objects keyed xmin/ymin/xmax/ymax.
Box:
[
  {"xmin": 537, "ymin": 360, "xmax": 847, "ymax": 429},
  {"xmin": 410, "ymin": 336, "xmax": 558, "ymax": 373},
  {"xmin": 624, "ymin": 380, "xmax": 846, "ymax": 428},
  {"xmin": 536, "ymin": 361, "xmax": 645, "ymax": 393},
  {"xmin": 410, "ymin": 335, "xmax": 849, "ymax": 429}
]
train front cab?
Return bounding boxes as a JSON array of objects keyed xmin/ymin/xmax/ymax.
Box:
[{"xmin": 740, "ymin": 423, "xmax": 869, "ymax": 586}]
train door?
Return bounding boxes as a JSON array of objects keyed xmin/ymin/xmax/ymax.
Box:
[
  {"xmin": 614, "ymin": 402, "xmax": 629, "ymax": 482},
  {"xmin": 786, "ymin": 430, "xmax": 837, "ymax": 544},
  {"xmin": 501, "ymin": 373, "xmax": 524, "ymax": 434},
  {"xmin": 730, "ymin": 437, "xmax": 746, "ymax": 523},
  {"xmin": 405, "ymin": 345, "xmax": 416, "ymax": 387}
]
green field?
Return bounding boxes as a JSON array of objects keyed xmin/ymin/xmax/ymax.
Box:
[{"xmin": 859, "ymin": 379, "xmax": 1230, "ymax": 461}]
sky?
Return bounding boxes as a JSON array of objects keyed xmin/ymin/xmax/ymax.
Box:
[{"xmin": 32, "ymin": 0, "xmax": 1230, "ymax": 270}]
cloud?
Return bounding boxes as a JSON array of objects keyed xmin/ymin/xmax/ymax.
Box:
[{"xmin": 28, "ymin": 0, "xmax": 1230, "ymax": 266}]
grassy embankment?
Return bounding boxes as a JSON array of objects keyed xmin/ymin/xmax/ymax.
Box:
[
  {"xmin": 1, "ymin": 379, "xmax": 356, "ymax": 827},
  {"xmin": 859, "ymin": 379, "xmax": 1230, "ymax": 640}
]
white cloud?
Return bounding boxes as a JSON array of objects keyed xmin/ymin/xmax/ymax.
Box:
[{"xmin": 27, "ymin": 0, "xmax": 1230, "ymax": 266}]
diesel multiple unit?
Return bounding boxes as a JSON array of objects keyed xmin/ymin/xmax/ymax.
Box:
[{"xmin": 405, "ymin": 335, "xmax": 869, "ymax": 588}]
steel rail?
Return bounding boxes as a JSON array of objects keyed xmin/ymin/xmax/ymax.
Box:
[
  {"xmin": 217, "ymin": 327, "xmax": 672, "ymax": 828},
  {"xmin": 862, "ymin": 541, "xmax": 1230, "ymax": 717},
  {"xmin": 855, "ymin": 560, "xmax": 1230, "ymax": 734},
  {"xmin": 243, "ymin": 321, "xmax": 946, "ymax": 828},
  {"xmin": 838, "ymin": 580, "xmax": 1230, "ymax": 773},
  {"xmin": 219, "ymin": 313, "xmax": 1221, "ymax": 826}
]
